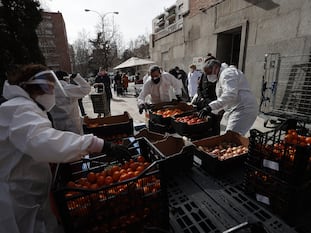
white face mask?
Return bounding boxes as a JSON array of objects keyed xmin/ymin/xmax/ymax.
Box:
[
  {"xmin": 207, "ymin": 74, "xmax": 218, "ymax": 83},
  {"xmin": 35, "ymin": 94, "xmax": 55, "ymax": 111}
]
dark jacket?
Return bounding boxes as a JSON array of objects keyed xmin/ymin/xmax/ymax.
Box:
[
  {"xmin": 196, "ymin": 73, "xmax": 217, "ymax": 110},
  {"xmin": 95, "ymin": 74, "xmax": 112, "ymax": 99}
]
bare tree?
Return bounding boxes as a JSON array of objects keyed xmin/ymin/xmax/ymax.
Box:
[
  {"xmin": 89, "ymin": 16, "xmax": 122, "ymax": 71},
  {"xmin": 72, "ymin": 30, "xmax": 91, "ymax": 76}
]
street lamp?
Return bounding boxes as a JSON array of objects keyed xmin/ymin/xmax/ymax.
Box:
[{"xmin": 84, "ymin": 9, "xmax": 118, "ymax": 41}]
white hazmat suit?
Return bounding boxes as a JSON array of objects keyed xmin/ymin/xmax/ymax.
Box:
[
  {"xmin": 0, "ymin": 81, "xmax": 103, "ymax": 233},
  {"xmin": 137, "ymin": 72, "xmax": 182, "ymax": 105},
  {"xmin": 187, "ymin": 70, "xmax": 202, "ymax": 98},
  {"xmin": 209, "ymin": 64, "xmax": 258, "ymax": 135},
  {"xmin": 50, "ymin": 74, "xmax": 91, "ymax": 134}
]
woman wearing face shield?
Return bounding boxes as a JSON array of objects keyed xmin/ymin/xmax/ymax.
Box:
[
  {"xmin": 198, "ymin": 60, "xmax": 258, "ymax": 135},
  {"xmin": 137, "ymin": 65, "xmax": 182, "ymax": 114},
  {"xmin": 0, "ymin": 64, "xmax": 131, "ymax": 233}
]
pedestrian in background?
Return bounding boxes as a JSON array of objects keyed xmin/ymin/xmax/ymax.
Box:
[
  {"xmin": 187, "ymin": 64, "xmax": 202, "ymax": 101},
  {"xmin": 95, "ymin": 68, "xmax": 113, "ymax": 115},
  {"xmin": 50, "ymin": 71, "xmax": 91, "ymax": 134},
  {"xmin": 122, "ymin": 73, "xmax": 129, "ymax": 93}
]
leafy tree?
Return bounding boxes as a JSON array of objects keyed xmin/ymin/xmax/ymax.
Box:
[{"xmin": 0, "ymin": 0, "xmax": 44, "ymax": 94}]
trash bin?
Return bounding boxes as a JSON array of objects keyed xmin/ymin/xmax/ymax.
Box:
[{"xmin": 90, "ymin": 84, "xmax": 109, "ymax": 116}]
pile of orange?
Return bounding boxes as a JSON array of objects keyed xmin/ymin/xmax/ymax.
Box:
[
  {"xmin": 66, "ymin": 156, "xmax": 150, "ymax": 191},
  {"xmin": 284, "ymin": 129, "xmax": 311, "ymax": 147},
  {"xmin": 154, "ymin": 108, "xmax": 183, "ymax": 118}
]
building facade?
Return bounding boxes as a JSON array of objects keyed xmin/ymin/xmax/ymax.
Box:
[
  {"xmin": 37, "ymin": 12, "xmax": 72, "ymax": 73},
  {"xmin": 150, "ymin": 0, "xmax": 311, "ymax": 99}
]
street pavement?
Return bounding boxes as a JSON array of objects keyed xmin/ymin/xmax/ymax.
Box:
[{"xmin": 82, "ymin": 82, "xmax": 269, "ymax": 136}]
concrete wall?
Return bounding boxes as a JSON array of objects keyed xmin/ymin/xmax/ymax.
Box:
[{"xmin": 150, "ymin": 0, "xmax": 311, "ymax": 99}]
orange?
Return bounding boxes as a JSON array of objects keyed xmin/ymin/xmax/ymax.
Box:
[
  {"xmin": 90, "ymin": 183, "xmax": 98, "ymax": 190},
  {"xmin": 110, "ymin": 165, "xmax": 120, "ymax": 174},
  {"xmin": 136, "ymin": 166, "xmax": 144, "ymax": 173},
  {"xmin": 67, "ymin": 181, "xmax": 76, "ymax": 188},
  {"xmin": 105, "ymin": 176, "xmax": 113, "ymax": 185},
  {"xmin": 87, "ymin": 172, "xmax": 97, "ymax": 183},
  {"xmin": 306, "ymin": 137, "xmax": 311, "ymax": 145},
  {"xmin": 137, "ymin": 155, "xmax": 145, "ymax": 163},
  {"xmin": 112, "ymin": 171, "xmax": 121, "ymax": 182},
  {"xmin": 97, "ymin": 175, "xmax": 105, "ymax": 187},
  {"xmin": 134, "ymin": 171, "xmax": 140, "ymax": 177},
  {"xmin": 130, "ymin": 162, "xmax": 139, "ymax": 171}
]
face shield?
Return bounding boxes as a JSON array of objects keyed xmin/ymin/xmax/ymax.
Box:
[{"xmin": 21, "ymin": 70, "xmax": 68, "ymax": 96}]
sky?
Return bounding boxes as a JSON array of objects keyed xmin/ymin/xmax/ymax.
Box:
[{"xmin": 41, "ymin": 0, "xmax": 176, "ymax": 45}]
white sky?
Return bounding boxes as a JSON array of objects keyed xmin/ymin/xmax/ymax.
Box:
[{"xmin": 41, "ymin": 0, "xmax": 176, "ymax": 45}]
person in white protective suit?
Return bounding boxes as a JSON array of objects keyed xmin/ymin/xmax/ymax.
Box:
[
  {"xmin": 187, "ymin": 64, "xmax": 202, "ymax": 100},
  {"xmin": 0, "ymin": 64, "xmax": 131, "ymax": 233},
  {"xmin": 137, "ymin": 65, "xmax": 182, "ymax": 114},
  {"xmin": 49, "ymin": 71, "xmax": 91, "ymax": 134},
  {"xmin": 198, "ymin": 59, "xmax": 258, "ymax": 135}
]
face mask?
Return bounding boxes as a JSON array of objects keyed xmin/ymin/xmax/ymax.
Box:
[
  {"xmin": 152, "ymin": 77, "xmax": 161, "ymax": 84},
  {"xmin": 207, "ymin": 74, "xmax": 218, "ymax": 83},
  {"xmin": 35, "ymin": 94, "xmax": 55, "ymax": 111}
]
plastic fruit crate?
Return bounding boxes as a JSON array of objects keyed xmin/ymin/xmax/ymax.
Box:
[
  {"xmin": 83, "ymin": 112, "xmax": 134, "ymax": 138},
  {"xmin": 134, "ymin": 128, "xmax": 167, "ymax": 143},
  {"xmin": 244, "ymin": 162, "xmax": 311, "ymax": 222},
  {"xmin": 151, "ymin": 136, "xmax": 195, "ymax": 174},
  {"xmin": 148, "ymin": 119, "xmax": 175, "ymax": 134},
  {"xmin": 148, "ymin": 101, "xmax": 194, "ymax": 126},
  {"xmin": 193, "ymin": 131, "xmax": 249, "ymax": 175},
  {"xmin": 52, "ymin": 145, "xmax": 169, "ymax": 233},
  {"xmin": 171, "ymin": 112, "xmax": 218, "ymax": 140},
  {"xmin": 247, "ymin": 119, "xmax": 311, "ymax": 184}
]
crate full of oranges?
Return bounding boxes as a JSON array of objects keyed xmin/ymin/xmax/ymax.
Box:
[
  {"xmin": 248, "ymin": 119, "xmax": 311, "ymax": 184},
  {"xmin": 52, "ymin": 148, "xmax": 169, "ymax": 233}
]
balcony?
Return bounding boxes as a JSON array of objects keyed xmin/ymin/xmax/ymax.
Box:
[{"xmin": 153, "ymin": 18, "xmax": 183, "ymax": 41}]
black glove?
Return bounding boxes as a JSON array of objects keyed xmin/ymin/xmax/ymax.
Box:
[
  {"xmin": 138, "ymin": 104, "xmax": 145, "ymax": 114},
  {"xmin": 175, "ymin": 95, "xmax": 182, "ymax": 101},
  {"xmin": 198, "ymin": 105, "xmax": 212, "ymax": 118},
  {"xmin": 102, "ymin": 141, "xmax": 131, "ymax": 164}
]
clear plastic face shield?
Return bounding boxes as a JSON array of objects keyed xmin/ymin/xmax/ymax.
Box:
[{"xmin": 21, "ymin": 70, "xmax": 68, "ymax": 96}]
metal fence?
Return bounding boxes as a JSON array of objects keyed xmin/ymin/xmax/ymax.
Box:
[{"xmin": 260, "ymin": 53, "xmax": 311, "ymax": 122}]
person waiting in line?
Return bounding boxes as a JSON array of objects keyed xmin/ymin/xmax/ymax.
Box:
[
  {"xmin": 0, "ymin": 64, "xmax": 130, "ymax": 233},
  {"xmin": 122, "ymin": 72, "xmax": 129, "ymax": 93},
  {"xmin": 137, "ymin": 65, "xmax": 182, "ymax": 114},
  {"xmin": 95, "ymin": 68, "xmax": 113, "ymax": 116},
  {"xmin": 50, "ymin": 71, "xmax": 91, "ymax": 134},
  {"xmin": 187, "ymin": 64, "xmax": 202, "ymax": 101},
  {"xmin": 114, "ymin": 71, "xmax": 123, "ymax": 96},
  {"xmin": 198, "ymin": 59, "xmax": 258, "ymax": 135}
]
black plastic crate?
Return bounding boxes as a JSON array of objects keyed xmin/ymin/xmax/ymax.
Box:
[
  {"xmin": 83, "ymin": 112, "xmax": 134, "ymax": 139},
  {"xmin": 150, "ymin": 136, "xmax": 195, "ymax": 174},
  {"xmin": 248, "ymin": 119, "xmax": 311, "ymax": 184},
  {"xmin": 148, "ymin": 120, "xmax": 175, "ymax": 134},
  {"xmin": 193, "ymin": 131, "xmax": 249, "ymax": 175},
  {"xmin": 52, "ymin": 144, "xmax": 169, "ymax": 233},
  {"xmin": 148, "ymin": 102, "xmax": 194, "ymax": 126},
  {"xmin": 171, "ymin": 112, "xmax": 218, "ymax": 140},
  {"xmin": 134, "ymin": 128, "xmax": 167, "ymax": 143},
  {"xmin": 243, "ymin": 162, "xmax": 311, "ymax": 222}
]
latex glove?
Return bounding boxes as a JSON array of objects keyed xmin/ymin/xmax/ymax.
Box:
[
  {"xmin": 102, "ymin": 142, "xmax": 131, "ymax": 164},
  {"xmin": 198, "ymin": 105, "xmax": 212, "ymax": 118},
  {"xmin": 138, "ymin": 104, "xmax": 146, "ymax": 114}
]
